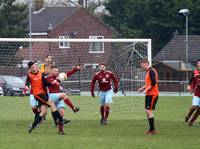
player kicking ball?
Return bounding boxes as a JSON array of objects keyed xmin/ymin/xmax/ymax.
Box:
[
  {"xmin": 138, "ymin": 58, "xmax": 159, "ymax": 135},
  {"xmin": 47, "ymin": 65, "xmax": 80, "ymax": 112},
  {"xmin": 91, "ymin": 63, "xmax": 118, "ymax": 125},
  {"xmin": 46, "ymin": 65, "xmax": 81, "ymax": 126}
]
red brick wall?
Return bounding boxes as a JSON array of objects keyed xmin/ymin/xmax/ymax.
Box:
[{"xmin": 47, "ymin": 8, "xmax": 113, "ymax": 66}]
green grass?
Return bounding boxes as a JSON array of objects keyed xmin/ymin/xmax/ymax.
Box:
[{"xmin": 0, "ymin": 96, "xmax": 200, "ymax": 149}]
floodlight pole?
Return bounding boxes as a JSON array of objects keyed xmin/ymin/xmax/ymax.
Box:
[
  {"xmin": 179, "ymin": 9, "xmax": 189, "ymax": 83},
  {"xmin": 185, "ymin": 14, "xmax": 189, "ymax": 82}
]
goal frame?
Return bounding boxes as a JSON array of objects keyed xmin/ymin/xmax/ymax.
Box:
[{"xmin": 0, "ymin": 38, "xmax": 152, "ymax": 66}]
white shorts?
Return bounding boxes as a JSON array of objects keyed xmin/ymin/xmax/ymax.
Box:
[
  {"xmin": 29, "ymin": 94, "xmax": 38, "ymax": 107},
  {"xmin": 99, "ymin": 89, "xmax": 113, "ymax": 105},
  {"xmin": 192, "ymin": 96, "xmax": 200, "ymax": 106}
]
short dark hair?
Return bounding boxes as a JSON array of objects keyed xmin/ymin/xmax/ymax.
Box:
[
  {"xmin": 45, "ymin": 55, "xmax": 53, "ymax": 59},
  {"xmin": 99, "ymin": 63, "xmax": 106, "ymax": 66},
  {"xmin": 197, "ymin": 59, "xmax": 200, "ymax": 62},
  {"xmin": 50, "ymin": 65, "xmax": 58, "ymax": 69},
  {"xmin": 140, "ymin": 58, "xmax": 149, "ymax": 64},
  {"xmin": 28, "ymin": 61, "xmax": 36, "ymax": 68}
]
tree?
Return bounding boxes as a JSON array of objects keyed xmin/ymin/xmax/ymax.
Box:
[
  {"xmin": 45, "ymin": 0, "xmax": 106, "ymax": 15},
  {"xmin": 103, "ymin": 0, "xmax": 200, "ymax": 55},
  {"xmin": 0, "ymin": 0, "xmax": 28, "ymax": 38},
  {"xmin": 0, "ymin": 0, "xmax": 28, "ymax": 66}
]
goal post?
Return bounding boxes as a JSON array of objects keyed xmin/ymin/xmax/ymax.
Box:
[{"xmin": 0, "ymin": 38, "xmax": 151, "ymax": 115}]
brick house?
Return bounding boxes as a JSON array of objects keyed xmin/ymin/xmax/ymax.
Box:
[
  {"xmin": 153, "ymin": 35, "xmax": 200, "ymax": 91},
  {"xmin": 17, "ymin": 6, "xmax": 113, "ymax": 67},
  {"xmin": 15, "ymin": 6, "xmax": 113, "ymax": 91}
]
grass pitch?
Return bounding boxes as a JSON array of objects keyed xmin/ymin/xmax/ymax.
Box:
[{"xmin": 0, "ymin": 96, "xmax": 199, "ymax": 149}]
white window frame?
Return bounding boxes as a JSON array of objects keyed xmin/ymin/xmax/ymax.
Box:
[
  {"xmin": 84, "ymin": 63, "xmax": 99, "ymax": 69},
  {"xmin": 59, "ymin": 36, "xmax": 70, "ymax": 48},
  {"xmin": 89, "ymin": 36, "xmax": 104, "ymax": 53},
  {"xmin": 17, "ymin": 60, "xmax": 30, "ymax": 68}
]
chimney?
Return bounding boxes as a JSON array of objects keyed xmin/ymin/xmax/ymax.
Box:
[
  {"xmin": 78, "ymin": 0, "xmax": 88, "ymax": 8},
  {"xmin": 35, "ymin": 0, "xmax": 44, "ymax": 11}
]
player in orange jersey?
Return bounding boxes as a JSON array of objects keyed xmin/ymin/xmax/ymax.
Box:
[
  {"xmin": 138, "ymin": 58, "xmax": 159, "ymax": 135},
  {"xmin": 25, "ymin": 61, "xmax": 64, "ymax": 134}
]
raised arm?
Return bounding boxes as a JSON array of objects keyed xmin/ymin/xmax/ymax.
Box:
[{"xmin": 66, "ymin": 66, "xmax": 81, "ymax": 78}]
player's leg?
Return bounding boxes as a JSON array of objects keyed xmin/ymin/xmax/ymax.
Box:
[
  {"xmin": 57, "ymin": 101, "xmax": 71, "ymax": 125},
  {"xmin": 103, "ymin": 89, "xmax": 114, "ymax": 124},
  {"xmin": 188, "ymin": 107, "xmax": 200, "ymax": 126},
  {"xmin": 185, "ymin": 96, "xmax": 199, "ymax": 122},
  {"xmin": 59, "ymin": 93, "xmax": 80, "ymax": 113},
  {"xmin": 34, "ymin": 93, "xmax": 64, "ymax": 134},
  {"xmin": 49, "ymin": 93, "xmax": 61, "ymax": 126},
  {"xmin": 145, "ymin": 95, "xmax": 158, "ymax": 135},
  {"xmin": 99, "ymin": 91, "xmax": 106, "ymax": 124},
  {"xmin": 185, "ymin": 106, "xmax": 197, "ymax": 122},
  {"xmin": 29, "ymin": 104, "xmax": 47, "ymax": 133},
  {"xmin": 47, "ymin": 99, "xmax": 65, "ymax": 134},
  {"xmin": 29, "ymin": 94, "xmax": 40, "ymax": 121},
  {"xmin": 188, "ymin": 96, "xmax": 200, "ymax": 126},
  {"xmin": 49, "ymin": 93, "xmax": 70, "ymax": 124}
]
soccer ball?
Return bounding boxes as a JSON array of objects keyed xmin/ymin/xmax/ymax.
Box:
[{"xmin": 58, "ymin": 72, "xmax": 67, "ymax": 81}]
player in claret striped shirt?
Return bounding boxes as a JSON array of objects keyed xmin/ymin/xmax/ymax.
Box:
[
  {"xmin": 185, "ymin": 59, "xmax": 200, "ymax": 123},
  {"xmin": 91, "ymin": 63, "xmax": 118, "ymax": 125},
  {"xmin": 138, "ymin": 58, "xmax": 159, "ymax": 135},
  {"xmin": 187, "ymin": 73, "xmax": 200, "ymax": 126},
  {"xmin": 46, "ymin": 65, "xmax": 80, "ymax": 126}
]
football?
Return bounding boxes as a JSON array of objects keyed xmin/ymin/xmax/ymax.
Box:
[{"xmin": 58, "ymin": 72, "xmax": 67, "ymax": 81}]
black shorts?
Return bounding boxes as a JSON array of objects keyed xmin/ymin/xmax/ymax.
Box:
[
  {"xmin": 145, "ymin": 95, "xmax": 158, "ymax": 110},
  {"xmin": 34, "ymin": 93, "xmax": 49, "ymax": 106}
]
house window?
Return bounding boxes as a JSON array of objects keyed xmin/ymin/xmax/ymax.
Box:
[
  {"xmin": 84, "ymin": 64, "xmax": 99, "ymax": 69},
  {"xmin": 17, "ymin": 60, "xmax": 30, "ymax": 68},
  {"xmin": 89, "ymin": 36, "xmax": 104, "ymax": 53},
  {"xmin": 59, "ymin": 36, "xmax": 70, "ymax": 48}
]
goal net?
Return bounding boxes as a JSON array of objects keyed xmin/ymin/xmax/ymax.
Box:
[{"xmin": 0, "ymin": 38, "xmax": 151, "ymax": 117}]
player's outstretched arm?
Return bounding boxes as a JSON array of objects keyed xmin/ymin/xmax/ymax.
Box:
[{"xmin": 66, "ymin": 65, "xmax": 81, "ymax": 78}]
